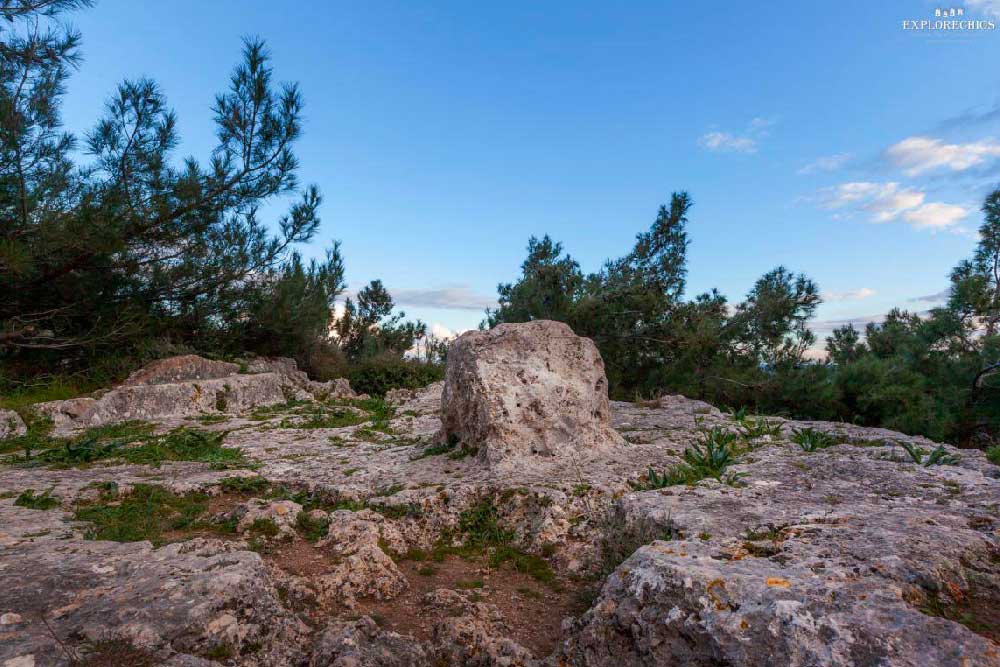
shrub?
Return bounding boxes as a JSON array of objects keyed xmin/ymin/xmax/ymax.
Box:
[{"xmin": 346, "ymin": 355, "xmax": 444, "ymax": 397}]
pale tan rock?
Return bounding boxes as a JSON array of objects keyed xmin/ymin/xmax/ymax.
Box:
[
  {"xmin": 0, "ymin": 409, "xmax": 26, "ymax": 440},
  {"xmin": 122, "ymin": 355, "xmax": 239, "ymax": 386},
  {"xmin": 440, "ymin": 320, "xmax": 625, "ymax": 466},
  {"xmin": 236, "ymin": 500, "xmax": 303, "ymax": 540},
  {"xmin": 315, "ymin": 510, "xmax": 408, "ymax": 607}
]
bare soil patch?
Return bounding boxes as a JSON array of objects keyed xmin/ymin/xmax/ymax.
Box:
[{"xmin": 357, "ymin": 555, "xmax": 588, "ymax": 657}]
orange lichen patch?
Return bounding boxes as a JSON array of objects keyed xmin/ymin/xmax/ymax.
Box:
[
  {"xmin": 766, "ymin": 577, "xmax": 791, "ymax": 588},
  {"xmin": 706, "ymin": 578, "xmax": 731, "ymax": 610},
  {"xmin": 944, "ymin": 580, "xmax": 966, "ymax": 602}
]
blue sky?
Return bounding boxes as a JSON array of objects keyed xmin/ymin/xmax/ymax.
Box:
[{"xmin": 60, "ymin": 1, "xmax": 1000, "ymax": 345}]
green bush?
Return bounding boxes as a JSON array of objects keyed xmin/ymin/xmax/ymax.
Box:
[{"xmin": 346, "ymin": 355, "xmax": 444, "ymax": 397}]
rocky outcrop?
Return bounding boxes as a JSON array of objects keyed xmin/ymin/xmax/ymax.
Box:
[
  {"xmin": 31, "ymin": 355, "xmax": 356, "ymax": 434},
  {"xmin": 2, "ymin": 373, "xmax": 998, "ymax": 667},
  {"xmin": 247, "ymin": 357, "xmax": 357, "ymax": 400},
  {"xmin": 35, "ymin": 371, "xmax": 295, "ymax": 433},
  {"xmin": 559, "ymin": 440, "xmax": 1000, "ymax": 667},
  {"xmin": 0, "ymin": 408, "xmax": 26, "ymax": 439},
  {"xmin": 315, "ymin": 510, "xmax": 408, "ymax": 607},
  {"xmin": 0, "ymin": 537, "xmax": 309, "ymax": 667},
  {"xmin": 122, "ymin": 355, "xmax": 240, "ymax": 386},
  {"xmin": 440, "ymin": 320, "xmax": 625, "ymax": 466}
]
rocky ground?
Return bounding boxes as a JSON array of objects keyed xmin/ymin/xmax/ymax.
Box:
[{"xmin": 1, "ymin": 341, "xmax": 998, "ymax": 667}]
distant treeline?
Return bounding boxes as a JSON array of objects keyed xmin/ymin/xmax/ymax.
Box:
[{"xmin": 486, "ymin": 191, "xmax": 1000, "ymax": 447}]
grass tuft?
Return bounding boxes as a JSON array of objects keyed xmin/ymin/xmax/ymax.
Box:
[{"xmin": 14, "ymin": 487, "xmax": 61, "ymax": 510}]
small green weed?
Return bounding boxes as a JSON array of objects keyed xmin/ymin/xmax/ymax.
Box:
[
  {"xmin": 901, "ymin": 442, "xmax": 960, "ymax": 467},
  {"xmin": 295, "ymin": 511, "xmax": 330, "ymax": 542},
  {"xmin": 740, "ymin": 417, "xmax": 783, "ymax": 440},
  {"xmin": 791, "ymin": 428, "xmax": 840, "ymax": 453},
  {"xmin": 987, "ymin": 446, "xmax": 1000, "ymax": 466},
  {"xmin": 218, "ymin": 475, "xmax": 269, "ymax": 494},
  {"xmin": 14, "ymin": 488, "xmax": 60, "ymax": 510},
  {"xmin": 634, "ymin": 427, "xmax": 741, "ymax": 489}
]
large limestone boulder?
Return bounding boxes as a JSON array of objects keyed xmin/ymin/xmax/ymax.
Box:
[{"xmin": 440, "ymin": 320, "xmax": 625, "ymax": 466}]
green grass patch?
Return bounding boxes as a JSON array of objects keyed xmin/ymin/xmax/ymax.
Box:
[
  {"xmin": 2, "ymin": 419, "xmax": 248, "ymax": 470},
  {"xmin": 295, "ymin": 511, "xmax": 330, "ymax": 542},
  {"xmin": 14, "ymin": 488, "xmax": 60, "ymax": 510},
  {"xmin": 987, "ymin": 446, "xmax": 1000, "ymax": 466},
  {"xmin": 73, "ymin": 483, "xmax": 229, "ymax": 546}
]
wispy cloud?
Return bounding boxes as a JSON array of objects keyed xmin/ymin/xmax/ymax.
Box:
[
  {"xmin": 884, "ymin": 136, "xmax": 1000, "ymax": 176},
  {"xmin": 798, "ymin": 152, "xmax": 853, "ymax": 175},
  {"xmin": 967, "ymin": 0, "xmax": 1000, "ymax": 17},
  {"xmin": 698, "ymin": 117, "xmax": 774, "ymax": 154},
  {"xmin": 909, "ymin": 289, "xmax": 950, "ymax": 303},
  {"xmin": 388, "ymin": 285, "xmax": 496, "ymax": 311},
  {"xmin": 817, "ymin": 181, "xmax": 968, "ymax": 230},
  {"xmin": 822, "ymin": 287, "xmax": 876, "ymax": 302},
  {"xmin": 810, "ymin": 313, "xmax": 887, "ymax": 336},
  {"xmin": 698, "ymin": 131, "xmax": 757, "ymax": 153}
]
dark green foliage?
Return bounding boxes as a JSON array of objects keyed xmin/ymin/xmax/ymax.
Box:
[
  {"xmin": 987, "ymin": 446, "xmax": 1000, "ymax": 465},
  {"xmin": 488, "ymin": 189, "xmax": 1000, "ymax": 447},
  {"xmin": 219, "ymin": 475, "xmax": 269, "ymax": 494},
  {"xmin": 335, "ymin": 280, "xmax": 426, "ymax": 360},
  {"xmin": 14, "ymin": 487, "xmax": 60, "ymax": 510},
  {"xmin": 346, "ymin": 354, "xmax": 444, "ymax": 397},
  {"xmin": 0, "ymin": 2, "xmax": 424, "ymax": 396},
  {"xmin": 791, "ymin": 428, "xmax": 839, "ymax": 453},
  {"xmin": 295, "ymin": 511, "xmax": 330, "ymax": 542},
  {"xmin": 74, "ymin": 484, "xmax": 215, "ymax": 545},
  {"xmin": 900, "ymin": 442, "xmax": 960, "ymax": 467},
  {"xmin": 633, "ymin": 427, "xmax": 742, "ymax": 489}
]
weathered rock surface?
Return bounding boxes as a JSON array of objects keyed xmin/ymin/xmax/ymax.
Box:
[
  {"xmin": 0, "ymin": 408, "xmax": 26, "ymax": 439},
  {"xmin": 440, "ymin": 320, "xmax": 625, "ymax": 466},
  {"xmin": 560, "ymin": 440, "xmax": 1000, "ymax": 667},
  {"xmin": 122, "ymin": 354, "xmax": 240, "ymax": 386},
  {"xmin": 247, "ymin": 357, "xmax": 358, "ymax": 400},
  {"xmin": 0, "ymin": 537, "xmax": 309, "ymax": 667},
  {"xmin": 2, "ymin": 365, "xmax": 998, "ymax": 666},
  {"xmin": 315, "ymin": 510, "xmax": 408, "ymax": 607},
  {"xmin": 28, "ymin": 355, "xmax": 355, "ymax": 434}
]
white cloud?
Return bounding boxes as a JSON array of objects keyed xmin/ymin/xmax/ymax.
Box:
[
  {"xmin": 901, "ymin": 202, "xmax": 969, "ymax": 230},
  {"xmin": 822, "ymin": 287, "xmax": 876, "ymax": 302},
  {"xmin": 818, "ymin": 181, "xmax": 967, "ymax": 230},
  {"xmin": 698, "ymin": 131, "xmax": 757, "ymax": 153},
  {"xmin": 967, "ymin": 0, "xmax": 1000, "ymax": 17},
  {"xmin": 429, "ymin": 322, "xmax": 458, "ymax": 339},
  {"xmin": 885, "ymin": 136, "xmax": 1000, "ymax": 175},
  {"xmin": 698, "ymin": 117, "xmax": 774, "ymax": 154},
  {"xmin": 382, "ymin": 285, "xmax": 496, "ymax": 311},
  {"xmin": 798, "ymin": 152, "xmax": 853, "ymax": 175}
]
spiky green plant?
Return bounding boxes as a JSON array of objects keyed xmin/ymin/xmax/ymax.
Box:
[{"xmin": 791, "ymin": 428, "xmax": 839, "ymax": 453}]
